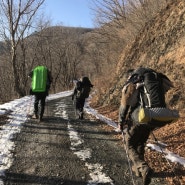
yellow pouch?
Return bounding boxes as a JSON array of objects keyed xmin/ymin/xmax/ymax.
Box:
[{"xmin": 138, "ymin": 107, "xmax": 179, "ymax": 124}]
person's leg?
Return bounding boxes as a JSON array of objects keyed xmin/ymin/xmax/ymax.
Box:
[
  {"xmin": 79, "ymin": 98, "xmax": 85, "ymax": 119},
  {"xmin": 40, "ymin": 94, "xmax": 46, "ymax": 121},
  {"xmin": 34, "ymin": 95, "xmax": 39, "ymax": 118},
  {"xmin": 137, "ymin": 125, "xmax": 151, "ymax": 161},
  {"xmin": 75, "ymin": 98, "xmax": 81, "ymax": 118},
  {"xmin": 127, "ymin": 124, "xmax": 152, "ymax": 185},
  {"xmin": 125, "ymin": 124, "xmax": 151, "ymax": 178},
  {"xmin": 136, "ymin": 124, "xmax": 152, "ymax": 185},
  {"xmin": 75, "ymin": 98, "xmax": 85, "ymax": 119},
  {"xmin": 126, "ymin": 125, "xmax": 142, "ymax": 177}
]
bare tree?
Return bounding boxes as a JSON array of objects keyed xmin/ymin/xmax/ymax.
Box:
[
  {"xmin": 92, "ymin": 0, "xmax": 126, "ymax": 28},
  {"xmin": 0, "ymin": 0, "xmax": 45, "ymax": 97},
  {"xmin": 92, "ymin": 0, "xmax": 168, "ymax": 41},
  {"xmin": 28, "ymin": 26, "xmax": 84, "ymax": 92}
]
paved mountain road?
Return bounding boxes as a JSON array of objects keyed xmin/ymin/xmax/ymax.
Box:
[{"xmin": 3, "ymin": 96, "xmax": 166, "ymax": 185}]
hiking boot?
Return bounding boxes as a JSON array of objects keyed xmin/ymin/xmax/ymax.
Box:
[
  {"xmin": 132, "ymin": 166, "xmax": 141, "ymax": 177},
  {"xmin": 39, "ymin": 115, "xmax": 43, "ymax": 122},
  {"xmin": 33, "ymin": 114, "xmax": 39, "ymax": 119},
  {"xmin": 78, "ymin": 112, "xmax": 83, "ymax": 119},
  {"xmin": 80, "ymin": 112, "xmax": 84, "ymax": 119},
  {"xmin": 141, "ymin": 167, "xmax": 153, "ymax": 185}
]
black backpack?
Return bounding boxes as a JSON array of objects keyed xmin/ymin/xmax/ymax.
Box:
[
  {"xmin": 129, "ymin": 67, "xmax": 178, "ymax": 126},
  {"xmin": 129, "ymin": 67, "xmax": 172, "ymax": 108},
  {"xmin": 76, "ymin": 80, "xmax": 91, "ymax": 99}
]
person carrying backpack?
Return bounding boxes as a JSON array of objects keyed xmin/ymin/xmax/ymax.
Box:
[
  {"xmin": 118, "ymin": 67, "xmax": 176, "ymax": 185},
  {"xmin": 72, "ymin": 76, "xmax": 93, "ymax": 119},
  {"xmin": 29, "ymin": 65, "xmax": 52, "ymax": 122}
]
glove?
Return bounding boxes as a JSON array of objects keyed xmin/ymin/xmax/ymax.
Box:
[
  {"xmin": 118, "ymin": 123, "xmax": 128, "ymax": 133},
  {"xmin": 118, "ymin": 124, "xmax": 123, "ymax": 131}
]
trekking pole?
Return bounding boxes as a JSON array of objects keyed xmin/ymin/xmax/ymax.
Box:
[
  {"xmin": 47, "ymin": 100, "xmax": 49, "ymax": 117},
  {"xmin": 151, "ymin": 131, "xmax": 180, "ymax": 183},
  {"xmin": 46, "ymin": 98, "xmax": 49, "ymax": 118},
  {"xmin": 121, "ymin": 131, "xmax": 136, "ymax": 185},
  {"xmin": 73, "ymin": 98, "xmax": 77, "ymax": 118},
  {"xmin": 45, "ymin": 99, "xmax": 47, "ymax": 118}
]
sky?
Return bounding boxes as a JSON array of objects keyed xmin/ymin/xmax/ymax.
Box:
[
  {"xmin": 0, "ymin": 91, "xmax": 185, "ymax": 184},
  {"xmin": 43, "ymin": 0, "xmax": 95, "ymax": 28}
]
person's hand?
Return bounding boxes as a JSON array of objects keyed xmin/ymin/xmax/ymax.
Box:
[
  {"xmin": 118, "ymin": 124, "xmax": 123, "ymax": 131},
  {"xmin": 122, "ymin": 125, "xmax": 128, "ymax": 134},
  {"xmin": 118, "ymin": 124, "xmax": 128, "ymax": 133}
]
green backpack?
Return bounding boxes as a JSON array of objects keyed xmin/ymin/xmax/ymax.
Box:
[{"xmin": 32, "ymin": 66, "xmax": 47, "ymax": 92}]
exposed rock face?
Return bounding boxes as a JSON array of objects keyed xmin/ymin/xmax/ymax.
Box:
[{"xmin": 106, "ymin": 0, "xmax": 185, "ymax": 111}]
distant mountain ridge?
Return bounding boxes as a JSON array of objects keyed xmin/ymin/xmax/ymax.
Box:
[{"xmin": 0, "ymin": 26, "xmax": 94, "ymax": 54}]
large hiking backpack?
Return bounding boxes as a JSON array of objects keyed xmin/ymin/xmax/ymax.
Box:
[
  {"xmin": 134, "ymin": 68, "xmax": 166, "ymax": 108},
  {"xmin": 130, "ymin": 67, "xmax": 179, "ymax": 126},
  {"xmin": 82, "ymin": 77, "xmax": 91, "ymax": 85},
  {"xmin": 76, "ymin": 79, "xmax": 92, "ymax": 99},
  {"xmin": 32, "ymin": 66, "xmax": 48, "ymax": 92},
  {"xmin": 81, "ymin": 77, "xmax": 92, "ymax": 98},
  {"xmin": 81, "ymin": 84, "xmax": 91, "ymax": 98}
]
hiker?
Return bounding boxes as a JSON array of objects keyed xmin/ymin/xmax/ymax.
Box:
[
  {"xmin": 118, "ymin": 67, "xmax": 174, "ymax": 185},
  {"xmin": 29, "ymin": 65, "xmax": 52, "ymax": 121},
  {"xmin": 72, "ymin": 76, "xmax": 93, "ymax": 119}
]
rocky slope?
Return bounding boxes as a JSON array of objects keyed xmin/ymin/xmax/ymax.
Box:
[{"xmin": 104, "ymin": 0, "xmax": 185, "ymax": 112}]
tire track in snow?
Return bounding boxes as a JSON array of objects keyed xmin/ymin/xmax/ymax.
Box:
[{"xmin": 55, "ymin": 100, "xmax": 114, "ymax": 185}]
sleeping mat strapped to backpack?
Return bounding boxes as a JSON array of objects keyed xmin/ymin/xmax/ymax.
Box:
[{"xmin": 32, "ymin": 66, "xmax": 48, "ymax": 92}]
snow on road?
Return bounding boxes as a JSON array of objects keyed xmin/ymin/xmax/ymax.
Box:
[{"xmin": 53, "ymin": 98, "xmax": 114, "ymax": 185}]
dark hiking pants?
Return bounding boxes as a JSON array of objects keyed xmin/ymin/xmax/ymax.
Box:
[
  {"xmin": 75, "ymin": 97, "xmax": 85, "ymax": 115},
  {"xmin": 125, "ymin": 123, "xmax": 151, "ymax": 172},
  {"xmin": 34, "ymin": 93, "xmax": 47, "ymax": 117}
]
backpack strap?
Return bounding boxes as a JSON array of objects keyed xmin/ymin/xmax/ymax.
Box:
[
  {"xmin": 139, "ymin": 71, "xmax": 166, "ymax": 108},
  {"xmin": 140, "ymin": 85, "xmax": 151, "ymax": 108}
]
